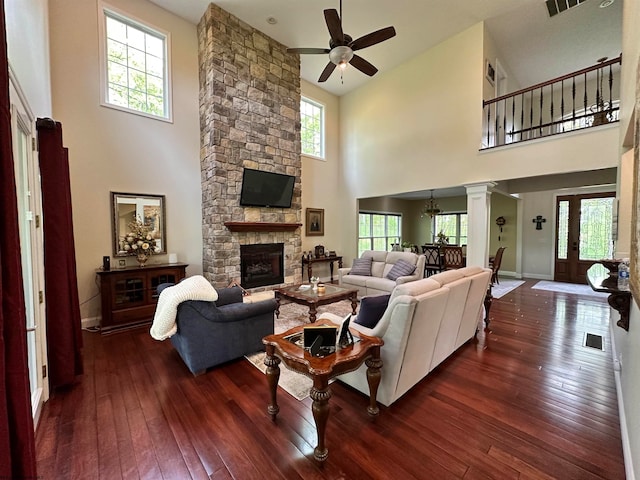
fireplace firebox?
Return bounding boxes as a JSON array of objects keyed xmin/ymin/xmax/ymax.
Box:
[{"xmin": 240, "ymin": 243, "xmax": 284, "ymax": 288}]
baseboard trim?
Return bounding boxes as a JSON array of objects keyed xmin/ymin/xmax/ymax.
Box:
[
  {"xmin": 82, "ymin": 316, "xmax": 100, "ymax": 329},
  {"xmin": 521, "ymin": 273, "xmax": 553, "ymax": 280},
  {"xmin": 609, "ymin": 319, "xmax": 636, "ymax": 480}
]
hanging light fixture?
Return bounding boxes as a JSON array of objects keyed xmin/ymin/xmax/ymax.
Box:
[{"xmin": 421, "ymin": 190, "xmax": 441, "ymax": 218}]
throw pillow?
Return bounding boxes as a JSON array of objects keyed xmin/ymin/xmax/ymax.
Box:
[
  {"xmin": 354, "ymin": 294, "xmax": 390, "ymax": 329},
  {"xmin": 349, "ymin": 256, "xmax": 373, "ymax": 276},
  {"xmin": 386, "ymin": 259, "xmax": 416, "ymax": 281}
]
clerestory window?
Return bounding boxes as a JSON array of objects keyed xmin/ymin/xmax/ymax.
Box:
[
  {"xmin": 100, "ymin": 4, "xmax": 172, "ymax": 121},
  {"xmin": 300, "ymin": 97, "xmax": 324, "ymax": 159}
]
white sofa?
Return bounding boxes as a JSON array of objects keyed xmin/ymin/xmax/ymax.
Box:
[
  {"xmin": 338, "ymin": 250, "xmax": 426, "ymax": 297},
  {"xmin": 319, "ymin": 266, "xmax": 491, "ymax": 407}
]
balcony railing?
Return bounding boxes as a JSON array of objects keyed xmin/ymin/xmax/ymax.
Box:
[{"xmin": 481, "ymin": 55, "xmax": 622, "ymax": 149}]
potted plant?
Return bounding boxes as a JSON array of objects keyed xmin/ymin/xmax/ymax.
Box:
[{"xmin": 401, "ymin": 241, "xmax": 413, "ymax": 253}]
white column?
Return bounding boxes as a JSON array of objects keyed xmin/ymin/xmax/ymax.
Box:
[{"xmin": 465, "ymin": 182, "xmax": 496, "ymax": 267}]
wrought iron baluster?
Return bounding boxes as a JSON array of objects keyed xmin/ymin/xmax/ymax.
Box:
[
  {"xmin": 572, "ymin": 76, "xmax": 576, "ymax": 126},
  {"xmin": 520, "ymin": 93, "xmax": 524, "ymax": 142},
  {"xmin": 493, "ymin": 102, "xmax": 500, "ymax": 147},
  {"xmin": 550, "ymin": 83, "xmax": 554, "ymax": 135},
  {"xmin": 608, "ymin": 64, "xmax": 613, "ymax": 117},
  {"xmin": 561, "ymin": 79, "xmax": 565, "ymax": 132},
  {"xmin": 583, "ymin": 72, "xmax": 588, "ymax": 125},
  {"xmin": 486, "ymin": 103, "xmax": 491, "ymax": 147},
  {"xmin": 529, "ymin": 90, "xmax": 533, "ymax": 140},
  {"xmin": 539, "ymin": 86, "xmax": 543, "ymax": 135},
  {"xmin": 511, "ymin": 96, "xmax": 515, "ymax": 142}
]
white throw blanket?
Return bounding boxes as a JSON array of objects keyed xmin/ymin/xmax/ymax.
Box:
[{"xmin": 150, "ymin": 275, "xmax": 218, "ymax": 341}]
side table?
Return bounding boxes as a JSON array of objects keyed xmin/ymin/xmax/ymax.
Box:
[
  {"xmin": 301, "ymin": 255, "xmax": 343, "ymax": 282},
  {"xmin": 262, "ymin": 324, "xmax": 383, "ymax": 462}
]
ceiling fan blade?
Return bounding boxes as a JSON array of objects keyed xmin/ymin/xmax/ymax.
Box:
[
  {"xmin": 318, "ymin": 62, "xmax": 337, "ymax": 82},
  {"xmin": 286, "ymin": 48, "xmax": 330, "ymax": 55},
  {"xmin": 324, "ymin": 9, "xmax": 344, "ymax": 44},
  {"xmin": 349, "ymin": 26, "xmax": 396, "ymax": 51},
  {"xmin": 350, "ymin": 55, "xmax": 378, "ymax": 77}
]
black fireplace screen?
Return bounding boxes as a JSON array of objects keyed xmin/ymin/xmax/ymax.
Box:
[{"xmin": 240, "ymin": 243, "xmax": 284, "ymax": 288}]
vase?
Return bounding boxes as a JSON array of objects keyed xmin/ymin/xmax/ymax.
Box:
[{"xmin": 136, "ymin": 253, "xmax": 149, "ymax": 267}]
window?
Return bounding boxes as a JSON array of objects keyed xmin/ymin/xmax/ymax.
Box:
[
  {"xmin": 100, "ymin": 5, "xmax": 171, "ymax": 120},
  {"xmin": 300, "ymin": 97, "xmax": 324, "ymax": 158},
  {"xmin": 434, "ymin": 213, "xmax": 468, "ymax": 245},
  {"xmin": 358, "ymin": 212, "xmax": 401, "ymax": 257}
]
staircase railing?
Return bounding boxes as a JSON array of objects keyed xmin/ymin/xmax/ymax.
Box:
[{"xmin": 481, "ymin": 55, "xmax": 622, "ymax": 149}]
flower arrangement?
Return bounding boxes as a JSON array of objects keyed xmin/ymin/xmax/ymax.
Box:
[
  {"xmin": 436, "ymin": 231, "xmax": 449, "ymax": 246},
  {"xmin": 121, "ymin": 217, "xmax": 160, "ymax": 257}
]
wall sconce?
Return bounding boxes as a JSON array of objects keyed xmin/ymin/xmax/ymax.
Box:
[
  {"xmin": 532, "ymin": 215, "xmax": 546, "ymax": 230},
  {"xmin": 495, "ymin": 216, "xmax": 506, "ymax": 241}
]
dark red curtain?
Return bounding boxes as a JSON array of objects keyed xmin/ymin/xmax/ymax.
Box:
[
  {"xmin": 0, "ymin": 0, "xmax": 38, "ymax": 477},
  {"xmin": 36, "ymin": 118, "xmax": 83, "ymax": 390}
]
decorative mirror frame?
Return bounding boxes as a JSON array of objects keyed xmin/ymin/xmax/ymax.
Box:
[{"xmin": 111, "ymin": 192, "xmax": 167, "ymax": 257}]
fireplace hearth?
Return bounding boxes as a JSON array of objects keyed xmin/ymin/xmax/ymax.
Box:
[{"xmin": 240, "ymin": 243, "xmax": 284, "ymax": 288}]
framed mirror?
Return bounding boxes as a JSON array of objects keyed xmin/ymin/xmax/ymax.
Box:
[{"xmin": 111, "ymin": 192, "xmax": 166, "ymax": 256}]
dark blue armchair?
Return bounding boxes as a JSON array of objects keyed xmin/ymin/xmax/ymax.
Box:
[{"xmin": 158, "ymin": 284, "xmax": 276, "ymax": 375}]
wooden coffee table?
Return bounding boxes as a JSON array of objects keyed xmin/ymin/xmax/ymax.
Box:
[
  {"xmin": 263, "ymin": 324, "xmax": 383, "ymax": 462},
  {"xmin": 274, "ymin": 284, "xmax": 358, "ymax": 323}
]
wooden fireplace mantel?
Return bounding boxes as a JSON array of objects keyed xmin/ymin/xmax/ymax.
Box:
[{"xmin": 224, "ymin": 222, "xmax": 302, "ymax": 232}]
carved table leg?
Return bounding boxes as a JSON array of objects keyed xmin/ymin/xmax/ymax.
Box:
[
  {"xmin": 483, "ymin": 284, "xmax": 493, "ymax": 329},
  {"xmin": 310, "ymin": 378, "xmax": 331, "ymax": 462},
  {"xmin": 329, "ymin": 261, "xmax": 334, "ymax": 282},
  {"xmin": 350, "ymin": 293, "xmax": 358, "ymax": 316},
  {"xmin": 365, "ymin": 346, "xmax": 382, "ymax": 416},
  {"xmin": 608, "ymin": 292, "xmax": 631, "ymax": 331},
  {"xmin": 274, "ymin": 292, "xmax": 281, "ymax": 318},
  {"xmin": 264, "ymin": 345, "xmax": 280, "ymax": 420},
  {"xmin": 309, "ymin": 304, "xmax": 317, "ymax": 323}
]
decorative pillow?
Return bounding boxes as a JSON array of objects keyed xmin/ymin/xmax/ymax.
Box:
[
  {"xmin": 348, "ymin": 256, "xmax": 373, "ymax": 276},
  {"xmin": 354, "ymin": 294, "xmax": 390, "ymax": 329},
  {"xmin": 386, "ymin": 259, "xmax": 417, "ymax": 281}
]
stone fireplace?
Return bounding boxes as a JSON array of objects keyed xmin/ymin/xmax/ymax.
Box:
[
  {"xmin": 198, "ymin": 4, "xmax": 302, "ymax": 290},
  {"xmin": 240, "ymin": 243, "xmax": 284, "ymax": 288}
]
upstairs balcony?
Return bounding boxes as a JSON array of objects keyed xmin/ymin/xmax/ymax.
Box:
[{"xmin": 481, "ymin": 55, "xmax": 621, "ymax": 150}]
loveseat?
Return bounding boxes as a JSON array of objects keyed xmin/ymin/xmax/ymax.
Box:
[
  {"xmin": 319, "ymin": 266, "xmax": 491, "ymax": 406},
  {"xmin": 338, "ymin": 250, "xmax": 426, "ymax": 297},
  {"xmin": 154, "ymin": 282, "xmax": 277, "ymax": 375}
]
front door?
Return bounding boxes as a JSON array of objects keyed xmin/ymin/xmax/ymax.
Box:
[{"xmin": 554, "ymin": 192, "xmax": 615, "ymax": 283}]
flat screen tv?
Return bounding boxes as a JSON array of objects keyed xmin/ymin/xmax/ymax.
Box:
[{"xmin": 239, "ymin": 168, "xmax": 295, "ymax": 208}]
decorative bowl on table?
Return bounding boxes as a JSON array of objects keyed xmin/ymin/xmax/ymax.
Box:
[{"xmin": 597, "ymin": 259, "xmax": 621, "ymax": 274}]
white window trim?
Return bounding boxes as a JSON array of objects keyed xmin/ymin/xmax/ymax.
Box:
[
  {"xmin": 98, "ymin": 1, "xmax": 173, "ymax": 123},
  {"xmin": 300, "ymin": 96, "xmax": 325, "ymax": 160}
]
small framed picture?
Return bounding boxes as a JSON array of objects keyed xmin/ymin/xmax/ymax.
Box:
[
  {"xmin": 485, "ymin": 59, "xmax": 495, "ymax": 86},
  {"xmin": 306, "ymin": 208, "xmax": 324, "ymax": 236}
]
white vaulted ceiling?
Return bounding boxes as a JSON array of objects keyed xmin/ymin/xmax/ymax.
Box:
[{"xmin": 148, "ymin": 0, "xmax": 622, "ymax": 96}]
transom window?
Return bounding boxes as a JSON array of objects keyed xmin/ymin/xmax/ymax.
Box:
[
  {"xmin": 101, "ymin": 6, "xmax": 171, "ymax": 120},
  {"xmin": 434, "ymin": 213, "xmax": 468, "ymax": 245},
  {"xmin": 300, "ymin": 97, "xmax": 324, "ymax": 159},
  {"xmin": 358, "ymin": 212, "xmax": 401, "ymax": 257}
]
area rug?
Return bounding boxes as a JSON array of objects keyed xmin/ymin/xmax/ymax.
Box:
[
  {"xmin": 532, "ymin": 280, "xmax": 608, "ymax": 298},
  {"xmin": 245, "ymin": 300, "xmax": 354, "ymax": 401},
  {"xmin": 491, "ymin": 279, "xmax": 525, "ymax": 299}
]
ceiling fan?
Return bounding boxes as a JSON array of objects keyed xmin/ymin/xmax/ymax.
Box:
[{"xmin": 286, "ymin": 0, "xmax": 396, "ymax": 82}]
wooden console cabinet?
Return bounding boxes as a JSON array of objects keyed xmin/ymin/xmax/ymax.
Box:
[{"xmin": 97, "ymin": 263, "xmax": 187, "ymax": 333}]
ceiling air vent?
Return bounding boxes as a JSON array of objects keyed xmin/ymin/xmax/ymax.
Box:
[{"xmin": 545, "ymin": 0, "xmax": 588, "ymax": 17}]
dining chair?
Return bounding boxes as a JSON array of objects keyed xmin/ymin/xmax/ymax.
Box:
[
  {"xmin": 422, "ymin": 245, "xmax": 443, "ymax": 276},
  {"xmin": 490, "ymin": 246, "xmax": 507, "ymax": 284},
  {"xmin": 443, "ymin": 246, "xmax": 465, "ymax": 270}
]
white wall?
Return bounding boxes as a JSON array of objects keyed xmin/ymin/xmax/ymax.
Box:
[
  {"xmin": 300, "ymin": 80, "xmax": 343, "ymax": 281},
  {"xmin": 48, "ymin": 0, "xmax": 202, "ymax": 321},
  {"xmin": 5, "ymin": 0, "xmax": 51, "ymax": 116},
  {"xmin": 613, "ymin": 1, "xmax": 640, "ymax": 477}
]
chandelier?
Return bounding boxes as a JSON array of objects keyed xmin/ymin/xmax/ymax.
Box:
[{"xmin": 421, "ymin": 190, "xmax": 441, "ymax": 218}]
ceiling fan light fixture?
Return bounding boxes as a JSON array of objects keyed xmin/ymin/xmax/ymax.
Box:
[{"xmin": 329, "ymin": 46, "xmax": 353, "ymax": 68}]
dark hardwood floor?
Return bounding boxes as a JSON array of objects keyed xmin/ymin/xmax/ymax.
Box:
[{"xmin": 35, "ymin": 279, "xmax": 626, "ymax": 479}]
